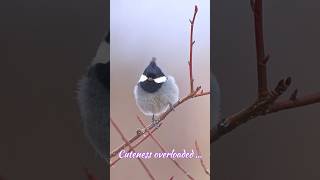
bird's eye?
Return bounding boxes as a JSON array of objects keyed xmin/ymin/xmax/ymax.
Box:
[
  {"xmin": 138, "ymin": 74, "xmax": 148, "ymax": 82},
  {"xmin": 154, "ymin": 76, "xmax": 167, "ymax": 83}
]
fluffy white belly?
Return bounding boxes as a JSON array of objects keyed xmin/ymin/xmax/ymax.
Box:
[{"xmin": 134, "ymin": 76, "xmax": 179, "ymax": 116}]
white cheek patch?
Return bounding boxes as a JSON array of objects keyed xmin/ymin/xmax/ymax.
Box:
[
  {"xmin": 154, "ymin": 76, "xmax": 167, "ymax": 84},
  {"xmin": 138, "ymin": 74, "xmax": 148, "ymax": 82}
]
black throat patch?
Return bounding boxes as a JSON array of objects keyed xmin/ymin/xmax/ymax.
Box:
[{"xmin": 139, "ymin": 60, "xmax": 165, "ymax": 93}]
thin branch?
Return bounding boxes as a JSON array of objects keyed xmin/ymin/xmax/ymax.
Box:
[
  {"xmin": 210, "ymin": 78, "xmax": 291, "ymax": 143},
  {"xmin": 111, "ymin": 118, "xmax": 155, "ymax": 180},
  {"xmin": 110, "ymin": 156, "xmax": 121, "ymax": 167},
  {"xmin": 189, "ymin": 5, "xmax": 198, "ymax": 93},
  {"xmin": 194, "ymin": 91, "xmax": 210, "ymax": 98},
  {"xmin": 194, "ymin": 140, "xmax": 210, "ymax": 176},
  {"xmin": 137, "ymin": 116, "xmax": 195, "ymax": 180},
  {"xmin": 110, "ymin": 125, "xmax": 159, "ymax": 167},
  {"xmin": 212, "ymin": 91, "xmax": 320, "ymax": 142},
  {"xmin": 270, "ymin": 92, "xmax": 320, "ymax": 113},
  {"xmin": 252, "ymin": 0, "xmax": 269, "ymax": 98},
  {"xmin": 212, "ymin": 77, "xmax": 291, "ymax": 142}
]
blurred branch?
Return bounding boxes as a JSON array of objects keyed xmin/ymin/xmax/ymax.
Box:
[
  {"xmin": 111, "ymin": 118, "xmax": 155, "ymax": 180},
  {"xmin": 137, "ymin": 116, "xmax": 195, "ymax": 180},
  {"xmin": 269, "ymin": 92, "xmax": 320, "ymax": 112},
  {"xmin": 195, "ymin": 140, "xmax": 210, "ymax": 176},
  {"xmin": 211, "ymin": 0, "xmax": 320, "ymax": 143},
  {"xmin": 252, "ymin": 0, "xmax": 268, "ymax": 98}
]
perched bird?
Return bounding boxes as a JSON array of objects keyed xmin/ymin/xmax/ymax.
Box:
[
  {"xmin": 77, "ymin": 32, "xmax": 109, "ymax": 160},
  {"xmin": 134, "ymin": 58, "xmax": 179, "ymax": 127}
]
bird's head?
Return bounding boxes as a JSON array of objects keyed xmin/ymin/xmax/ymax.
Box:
[{"xmin": 138, "ymin": 58, "xmax": 167, "ymax": 93}]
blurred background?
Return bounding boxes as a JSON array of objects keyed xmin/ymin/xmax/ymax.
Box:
[
  {"xmin": 213, "ymin": 0, "xmax": 320, "ymax": 179},
  {"xmin": 110, "ymin": 0, "xmax": 210, "ymax": 179},
  {"xmin": 0, "ymin": 0, "xmax": 108, "ymax": 179}
]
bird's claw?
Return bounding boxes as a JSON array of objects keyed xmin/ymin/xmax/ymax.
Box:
[
  {"xmin": 152, "ymin": 117, "xmax": 161, "ymax": 129},
  {"xmin": 169, "ymin": 103, "xmax": 175, "ymax": 112},
  {"xmin": 153, "ymin": 120, "xmax": 161, "ymax": 128}
]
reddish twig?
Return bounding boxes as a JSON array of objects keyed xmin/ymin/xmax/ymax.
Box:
[
  {"xmin": 252, "ymin": 0, "xmax": 269, "ymax": 98},
  {"xmin": 110, "ymin": 125, "xmax": 159, "ymax": 167},
  {"xmin": 110, "ymin": 5, "xmax": 209, "ymax": 160},
  {"xmin": 188, "ymin": 5, "xmax": 198, "ymax": 93},
  {"xmin": 136, "ymin": 116, "xmax": 195, "ymax": 180},
  {"xmin": 270, "ymin": 92, "xmax": 320, "ymax": 113},
  {"xmin": 169, "ymin": 176, "xmax": 174, "ymax": 180},
  {"xmin": 211, "ymin": 0, "xmax": 320, "ymax": 143},
  {"xmin": 194, "ymin": 140, "xmax": 210, "ymax": 176},
  {"xmin": 194, "ymin": 90, "xmax": 210, "ymax": 98},
  {"xmin": 111, "ymin": 118, "xmax": 155, "ymax": 180}
]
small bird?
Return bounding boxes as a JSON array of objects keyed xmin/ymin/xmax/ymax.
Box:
[
  {"xmin": 77, "ymin": 32, "xmax": 109, "ymax": 160},
  {"xmin": 134, "ymin": 58, "xmax": 179, "ymax": 127}
]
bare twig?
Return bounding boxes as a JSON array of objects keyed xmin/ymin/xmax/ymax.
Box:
[
  {"xmin": 194, "ymin": 91, "xmax": 210, "ymax": 98},
  {"xmin": 110, "ymin": 5, "xmax": 210, "ymax": 160},
  {"xmin": 137, "ymin": 116, "xmax": 195, "ymax": 180},
  {"xmin": 211, "ymin": 0, "xmax": 320, "ymax": 143},
  {"xmin": 252, "ymin": 0, "xmax": 269, "ymax": 98},
  {"xmin": 111, "ymin": 118, "xmax": 155, "ymax": 180},
  {"xmin": 195, "ymin": 140, "xmax": 210, "ymax": 176},
  {"xmin": 270, "ymin": 92, "xmax": 320, "ymax": 113},
  {"xmin": 212, "ymin": 76, "xmax": 291, "ymax": 142},
  {"xmin": 189, "ymin": 5, "xmax": 198, "ymax": 93},
  {"xmin": 110, "ymin": 125, "xmax": 159, "ymax": 167}
]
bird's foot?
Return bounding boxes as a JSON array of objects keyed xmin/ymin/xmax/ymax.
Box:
[
  {"xmin": 169, "ymin": 103, "xmax": 175, "ymax": 112},
  {"xmin": 152, "ymin": 117, "xmax": 161, "ymax": 129}
]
